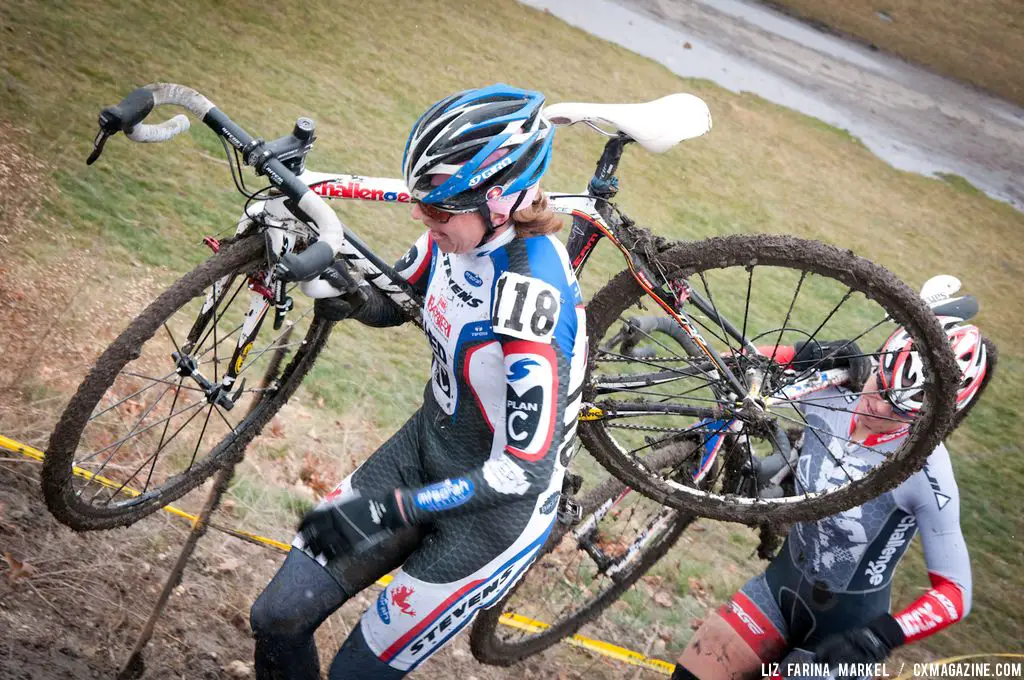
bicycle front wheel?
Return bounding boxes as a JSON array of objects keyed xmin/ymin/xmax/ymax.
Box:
[
  {"xmin": 42, "ymin": 235, "xmax": 334, "ymax": 530},
  {"xmin": 580, "ymin": 233, "xmax": 960, "ymax": 525}
]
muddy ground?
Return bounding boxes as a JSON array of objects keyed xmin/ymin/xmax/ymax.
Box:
[{"xmin": 0, "ymin": 461, "xmax": 664, "ymax": 680}]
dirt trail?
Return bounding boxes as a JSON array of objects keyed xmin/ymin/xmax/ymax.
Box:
[{"xmin": 523, "ymin": 0, "xmax": 1024, "ymax": 209}]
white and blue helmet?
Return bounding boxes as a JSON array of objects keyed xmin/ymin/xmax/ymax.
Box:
[{"xmin": 402, "ymin": 84, "xmax": 554, "ymax": 212}]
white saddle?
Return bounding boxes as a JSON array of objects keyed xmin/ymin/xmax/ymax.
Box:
[{"xmin": 544, "ymin": 93, "xmax": 712, "ymax": 153}]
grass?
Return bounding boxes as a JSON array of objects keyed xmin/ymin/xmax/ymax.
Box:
[
  {"xmin": 227, "ymin": 472, "xmax": 313, "ymax": 524},
  {"xmin": 764, "ymin": 0, "xmax": 1024, "ymax": 106},
  {"xmin": 1, "ymin": 0, "xmax": 1022, "ymax": 669},
  {"xmin": 937, "ymin": 172, "xmax": 983, "ymax": 196}
]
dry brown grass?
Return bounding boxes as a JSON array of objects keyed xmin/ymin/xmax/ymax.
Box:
[{"xmin": 765, "ymin": 0, "xmax": 1024, "ymax": 104}]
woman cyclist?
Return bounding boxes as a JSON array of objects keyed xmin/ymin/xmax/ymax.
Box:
[
  {"xmin": 672, "ymin": 319, "xmax": 990, "ymax": 680},
  {"xmin": 250, "ymin": 85, "xmax": 587, "ymax": 679}
]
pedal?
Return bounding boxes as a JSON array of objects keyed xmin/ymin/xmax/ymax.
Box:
[
  {"xmin": 202, "ymin": 236, "xmax": 221, "ymax": 253},
  {"xmin": 557, "ymin": 497, "xmax": 583, "ymax": 526}
]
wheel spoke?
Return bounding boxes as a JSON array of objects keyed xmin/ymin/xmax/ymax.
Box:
[
  {"xmin": 781, "ymin": 397, "xmax": 911, "ymax": 425},
  {"xmin": 119, "ymin": 373, "xmax": 204, "ymax": 392},
  {"xmin": 153, "ymin": 377, "xmax": 185, "ymax": 465},
  {"xmin": 94, "ymin": 400, "xmax": 209, "ymax": 504},
  {"xmin": 194, "ymin": 278, "xmax": 248, "ymax": 354},
  {"xmin": 188, "ymin": 403, "xmax": 217, "ymax": 471},
  {"xmin": 768, "ymin": 316, "xmax": 893, "ymax": 396},
  {"xmin": 89, "ymin": 370, "xmax": 181, "ymax": 421},
  {"xmin": 696, "ymin": 271, "xmax": 738, "ymax": 364},
  {"xmin": 796, "ymin": 286, "xmax": 855, "ymax": 355},
  {"xmin": 769, "ymin": 270, "xmax": 807, "ymax": 366},
  {"xmin": 141, "ymin": 396, "xmax": 211, "ymax": 492},
  {"xmin": 162, "ymin": 322, "xmax": 183, "ymax": 357},
  {"xmin": 771, "ymin": 409, "xmax": 875, "ymax": 485},
  {"xmin": 594, "ymin": 348, "xmax": 721, "ymax": 385},
  {"xmin": 77, "ymin": 398, "xmax": 207, "ymax": 467},
  {"xmin": 740, "ymin": 267, "xmax": 754, "ymax": 353},
  {"xmin": 81, "ymin": 382, "xmax": 175, "ymax": 475}
]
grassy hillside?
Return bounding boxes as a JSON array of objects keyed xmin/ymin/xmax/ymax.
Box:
[
  {"xmin": 765, "ymin": 0, "xmax": 1024, "ymax": 105},
  {"xmin": 1, "ymin": 0, "xmax": 1022, "ymax": 670}
]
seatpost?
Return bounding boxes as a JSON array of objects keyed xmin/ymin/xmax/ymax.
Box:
[
  {"xmin": 566, "ymin": 134, "xmax": 633, "ymax": 274},
  {"xmin": 588, "ymin": 133, "xmax": 631, "ymax": 199}
]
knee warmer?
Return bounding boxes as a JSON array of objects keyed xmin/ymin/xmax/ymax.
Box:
[{"xmin": 250, "ymin": 548, "xmax": 349, "ymax": 639}]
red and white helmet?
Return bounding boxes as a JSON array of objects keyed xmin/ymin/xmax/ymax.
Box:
[{"xmin": 877, "ymin": 317, "xmax": 988, "ymax": 415}]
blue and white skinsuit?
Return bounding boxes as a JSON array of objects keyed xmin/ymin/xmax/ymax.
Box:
[{"xmin": 251, "ymin": 226, "xmax": 586, "ymax": 679}]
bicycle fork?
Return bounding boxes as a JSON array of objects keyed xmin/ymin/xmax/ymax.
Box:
[{"xmin": 174, "ymin": 227, "xmax": 295, "ymax": 411}]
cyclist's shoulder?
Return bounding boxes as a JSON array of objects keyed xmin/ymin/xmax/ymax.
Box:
[
  {"xmin": 395, "ymin": 230, "xmax": 436, "ymax": 281},
  {"xmin": 895, "ymin": 442, "xmax": 959, "ymax": 509},
  {"xmin": 489, "ymin": 232, "xmax": 568, "ymax": 271},
  {"xmin": 800, "ymin": 386, "xmax": 856, "ymax": 418},
  {"xmin": 490, "ymin": 235, "xmax": 580, "ymax": 300}
]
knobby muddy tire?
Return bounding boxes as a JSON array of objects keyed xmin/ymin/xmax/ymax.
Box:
[
  {"xmin": 42, "ymin": 235, "xmax": 335, "ymax": 531},
  {"xmin": 579, "ymin": 233, "xmax": 960, "ymax": 525}
]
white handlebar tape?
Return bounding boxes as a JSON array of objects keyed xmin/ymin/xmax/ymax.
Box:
[
  {"xmin": 147, "ymin": 83, "xmax": 215, "ymax": 118},
  {"xmin": 126, "ymin": 114, "xmax": 191, "ymax": 143}
]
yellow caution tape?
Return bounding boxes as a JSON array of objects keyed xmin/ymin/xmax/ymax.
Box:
[
  {"xmin": 499, "ymin": 612, "xmax": 676, "ymax": 674},
  {"xmin": 0, "ymin": 433, "xmax": 668, "ymax": 674}
]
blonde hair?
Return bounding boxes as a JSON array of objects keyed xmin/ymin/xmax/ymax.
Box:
[{"xmin": 512, "ymin": 191, "xmax": 563, "ymax": 237}]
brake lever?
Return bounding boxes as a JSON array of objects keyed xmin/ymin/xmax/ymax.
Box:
[{"xmin": 87, "ymin": 128, "xmax": 112, "ymax": 165}]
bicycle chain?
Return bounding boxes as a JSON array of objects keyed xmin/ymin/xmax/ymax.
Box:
[
  {"xmin": 606, "ymin": 422, "xmax": 713, "ymax": 434},
  {"xmin": 595, "ymin": 355, "xmax": 694, "ymax": 363}
]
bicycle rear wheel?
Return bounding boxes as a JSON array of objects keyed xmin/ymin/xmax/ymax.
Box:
[
  {"xmin": 42, "ymin": 235, "xmax": 334, "ymax": 530},
  {"xmin": 469, "ymin": 445, "xmax": 695, "ymax": 666},
  {"xmin": 580, "ymin": 233, "xmax": 960, "ymax": 525}
]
